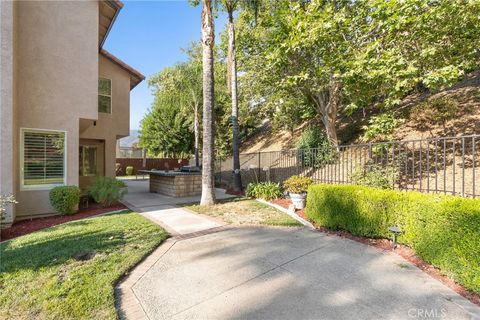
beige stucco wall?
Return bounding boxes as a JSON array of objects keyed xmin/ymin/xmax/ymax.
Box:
[
  {"xmin": 80, "ymin": 54, "xmax": 131, "ymax": 178},
  {"xmin": 0, "ymin": 0, "xmax": 16, "ymax": 226},
  {"xmin": 14, "ymin": 1, "xmax": 98, "ymax": 219}
]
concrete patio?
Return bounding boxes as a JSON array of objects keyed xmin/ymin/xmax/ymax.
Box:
[
  {"xmin": 119, "ymin": 227, "xmax": 480, "ymax": 320},
  {"xmin": 117, "ymin": 180, "xmax": 480, "ymax": 320}
]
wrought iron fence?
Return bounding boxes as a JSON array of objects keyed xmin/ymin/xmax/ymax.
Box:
[{"xmin": 216, "ymin": 134, "xmax": 480, "ymax": 198}]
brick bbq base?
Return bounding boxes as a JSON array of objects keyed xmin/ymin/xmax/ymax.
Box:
[{"xmin": 149, "ymin": 174, "xmax": 202, "ymax": 197}]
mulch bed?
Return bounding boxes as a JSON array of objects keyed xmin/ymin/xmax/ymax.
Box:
[
  {"xmin": 271, "ymin": 198, "xmax": 307, "ymax": 218},
  {"xmin": 269, "ymin": 197, "xmax": 480, "ymax": 307},
  {"xmin": 1, "ymin": 202, "xmax": 127, "ymax": 242}
]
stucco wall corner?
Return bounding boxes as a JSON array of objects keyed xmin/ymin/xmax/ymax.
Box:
[{"xmin": 0, "ymin": 0, "xmax": 16, "ymax": 227}]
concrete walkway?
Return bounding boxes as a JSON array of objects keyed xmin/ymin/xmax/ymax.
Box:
[
  {"xmin": 118, "ymin": 227, "xmax": 480, "ymax": 320},
  {"xmin": 121, "ymin": 180, "xmax": 234, "ymax": 235},
  {"xmin": 122, "ymin": 180, "xmax": 235, "ymax": 213}
]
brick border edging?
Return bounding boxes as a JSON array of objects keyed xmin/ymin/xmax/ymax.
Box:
[{"xmin": 115, "ymin": 226, "xmax": 233, "ymax": 320}]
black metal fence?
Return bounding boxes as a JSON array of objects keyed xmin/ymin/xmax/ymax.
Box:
[{"xmin": 216, "ymin": 134, "xmax": 480, "ymax": 198}]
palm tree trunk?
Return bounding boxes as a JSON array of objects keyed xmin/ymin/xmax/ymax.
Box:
[
  {"xmin": 193, "ymin": 101, "xmax": 200, "ymax": 168},
  {"xmin": 200, "ymin": 0, "xmax": 216, "ymax": 205},
  {"xmin": 227, "ymin": 10, "xmax": 242, "ymax": 192}
]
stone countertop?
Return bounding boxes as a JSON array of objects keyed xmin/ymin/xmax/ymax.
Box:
[{"xmin": 138, "ymin": 170, "xmax": 201, "ymax": 177}]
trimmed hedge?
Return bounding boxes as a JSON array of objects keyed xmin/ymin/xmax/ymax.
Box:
[
  {"xmin": 305, "ymin": 184, "xmax": 480, "ymax": 294},
  {"xmin": 49, "ymin": 186, "xmax": 81, "ymax": 215}
]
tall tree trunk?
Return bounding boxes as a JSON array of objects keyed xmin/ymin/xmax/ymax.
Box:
[
  {"xmin": 193, "ymin": 101, "xmax": 200, "ymax": 168},
  {"xmin": 227, "ymin": 10, "xmax": 242, "ymax": 192},
  {"xmin": 309, "ymin": 80, "xmax": 341, "ymax": 149},
  {"xmin": 200, "ymin": 0, "xmax": 216, "ymax": 205}
]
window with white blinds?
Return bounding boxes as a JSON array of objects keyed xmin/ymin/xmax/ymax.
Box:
[{"xmin": 21, "ymin": 129, "xmax": 66, "ymax": 188}]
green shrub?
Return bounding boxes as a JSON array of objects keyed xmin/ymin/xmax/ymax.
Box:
[
  {"xmin": 0, "ymin": 195, "xmax": 17, "ymax": 222},
  {"xmin": 349, "ymin": 163, "xmax": 398, "ymax": 189},
  {"xmin": 361, "ymin": 113, "xmax": 403, "ymax": 142},
  {"xmin": 296, "ymin": 126, "xmax": 336, "ymax": 167},
  {"xmin": 126, "ymin": 166, "xmax": 134, "ymax": 176},
  {"xmin": 49, "ymin": 186, "xmax": 81, "ymax": 215},
  {"xmin": 305, "ymin": 184, "xmax": 480, "ymax": 294},
  {"xmin": 88, "ymin": 177, "xmax": 127, "ymax": 207},
  {"xmin": 245, "ymin": 182, "xmax": 283, "ymax": 200},
  {"xmin": 283, "ymin": 175, "xmax": 313, "ymax": 194}
]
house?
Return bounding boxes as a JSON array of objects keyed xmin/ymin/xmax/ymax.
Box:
[
  {"xmin": 116, "ymin": 130, "xmax": 144, "ymax": 158},
  {"xmin": 0, "ymin": 0, "xmax": 144, "ymax": 226}
]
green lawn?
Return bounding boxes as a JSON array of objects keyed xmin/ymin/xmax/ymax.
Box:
[
  {"xmin": 0, "ymin": 211, "xmax": 168, "ymax": 320},
  {"xmin": 187, "ymin": 198, "xmax": 302, "ymax": 227}
]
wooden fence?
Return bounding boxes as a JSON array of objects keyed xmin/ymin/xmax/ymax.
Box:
[{"xmin": 116, "ymin": 158, "xmax": 189, "ymax": 176}]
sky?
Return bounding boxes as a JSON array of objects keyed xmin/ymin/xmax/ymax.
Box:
[{"xmin": 103, "ymin": 1, "xmax": 227, "ymax": 131}]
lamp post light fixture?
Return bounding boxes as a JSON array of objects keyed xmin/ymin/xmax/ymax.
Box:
[{"xmin": 388, "ymin": 226, "xmax": 402, "ymax": 249}]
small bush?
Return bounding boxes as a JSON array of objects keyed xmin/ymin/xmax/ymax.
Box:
[
  {"xmin": 0, "ymin": 195, "xmax": 17, "ymax": 222},
  {"xmin": 126, "ymin": 166, "xmax": 134, "ymax": 176},
  {"xmin": 245, "ymin": 182, "xmax": 283, "ymax": 201},
  {"xmin": 283, "ymin": 175, "xmax": 313, "ymax": 194},
  {"xmin": 361, "ymin": 113, "xmax": 403, "ymax": 142},
  {"xmin": 296, "ymin": 126, "xmax": 336, "ymax": 167},
  {"xmin": 88, "ymin": 177, "xmax": 127, "ymax": 207},
  {"xmin": 49, "ymin": 186, "xmax": 81, "ymax": 215},
  {"xmin": 305, "ymin": 184, "xmax": 480, "ymax": 294},
  {"xmin": 349, "ymin": 163, "xmax": 398, "ymax": 189}
]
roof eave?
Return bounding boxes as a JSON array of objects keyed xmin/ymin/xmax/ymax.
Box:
[
  {"xmin": 99, "ymin": 0, "xmax": 123, "ymax": 49},
  {"xmin": 100, "ymin": 49, "xmax": 145, "ymax": 90}
]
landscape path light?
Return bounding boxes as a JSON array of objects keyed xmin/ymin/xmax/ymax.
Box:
[{"xmin": 388, "ymin": 226, "xmax": 401, "ymax": 249}]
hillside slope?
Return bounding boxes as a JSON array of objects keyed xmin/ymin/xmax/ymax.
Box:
[{"xmin": 241, "ymin": 71, "xmax": 480, "ymax": 153}]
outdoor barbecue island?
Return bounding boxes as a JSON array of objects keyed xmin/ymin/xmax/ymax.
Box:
[{"xmin": 139, "ymin": 170, "xmax": 202, "ymax": 197}]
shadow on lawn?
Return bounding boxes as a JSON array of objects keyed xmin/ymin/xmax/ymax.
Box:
[{"xmin": 0, "ymin": 212, "xmax": 131, "ymax": 273}]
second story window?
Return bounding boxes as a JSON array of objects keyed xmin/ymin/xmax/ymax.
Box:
[{"xmin": 98, "ymin": 78, "xmax": 112, "ymax": 113}]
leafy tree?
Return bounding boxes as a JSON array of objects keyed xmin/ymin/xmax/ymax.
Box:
[
  {"xmin": 235, "ymin": 0, "xmax": 480, "ymax": 145},
  {"xmin": 140, "ymin": 41, "xmax": 233, "ymax": 159},
  {"xmin": 139, "ymin": 96, "xmax": 194, "ymax": 158},
  {"xmin": 148, "ymin": 45, "xmax": 203, "ymax": 166}
]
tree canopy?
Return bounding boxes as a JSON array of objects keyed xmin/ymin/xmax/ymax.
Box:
[
  {"xmin": 141, "ymin": 0, "xmax": 480, "ymax": 158},
  {"xmin": 139, "ymin": 43, "xmax": 240, "ymax": 158},
  {"xmin": 235, "ymin": 0, "xmax": 480, "ymax": 144}
]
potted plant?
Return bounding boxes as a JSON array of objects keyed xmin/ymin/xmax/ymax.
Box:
[{"xmin": 283, "ymin": 175, "xmax": 313, "ymax": 209}]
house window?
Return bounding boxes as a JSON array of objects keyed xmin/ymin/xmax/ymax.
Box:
[
  {"xmin": 98, "ymin": 78, "xmax": 112, "ymax": 113},
  {"xmin": 79, "ymin": 146, "xmax": 97, "ymax": 176},
  {"xmin": 21, "ymin": 129, "xmax": 66, "ymax": 188}
]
